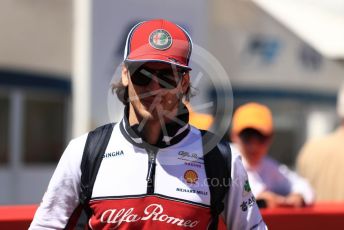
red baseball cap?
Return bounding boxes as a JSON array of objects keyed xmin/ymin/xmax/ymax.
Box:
[{"xmin": 124, "ymin": 19, "xmax": 193, "ymax": 70}]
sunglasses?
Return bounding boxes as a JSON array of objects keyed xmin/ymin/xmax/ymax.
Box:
[{"xmin": 127, "ymin": 65, "xmax": 187, "ymax": 89}]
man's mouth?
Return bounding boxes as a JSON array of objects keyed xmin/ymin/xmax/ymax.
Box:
[{"xmin": 141, "ymin": 97, "xmax": 156, "ymax": 107}]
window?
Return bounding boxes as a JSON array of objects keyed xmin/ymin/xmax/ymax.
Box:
[
  {"xmin": 23, "ymin": 94, "xmax": 67, "ymax": 163},
  {"xmin": 0, "ymin": 95, "xmax": 9, "ymax": 164}
]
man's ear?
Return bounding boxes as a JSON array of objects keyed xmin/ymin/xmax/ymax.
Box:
[
  {"xmin": 181, "ymin": 73, "xmax": 190, "ymax": 94},
  {"xmin": 121, "ymin": 64, "xmax": 129, "ymax": 86}
]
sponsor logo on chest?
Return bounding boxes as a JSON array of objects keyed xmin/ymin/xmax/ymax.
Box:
[
  {"xmin": 103, "ymin": 150, "xmax": 124, "ymax": 159},
  {"xmin": 184, "ymin": 162, "xmax": 202, "ymax": 168},
  {"xmin": 178, "ymin": 151, "xmax": 204, "ymax": 164},
  {"xmin": 176, "ymin": 188, "xmax": 208, "ymax": 196},
  {"xmin": 100, "ymin": 203, "xmax": 199, "ymax": 228},
  {"xmin": 184, "ymin": 170, "xmax": 198, "ymax": 184}
]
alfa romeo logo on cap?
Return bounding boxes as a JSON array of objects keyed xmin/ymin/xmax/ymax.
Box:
[{"xmin": 149, "ymin": 29, "xmax": 172, "ymax": 50}]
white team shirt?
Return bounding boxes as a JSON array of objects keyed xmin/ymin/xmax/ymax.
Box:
[{"xmin": 29, "ymin": 123, "xmax": 267, "ymax": 229}]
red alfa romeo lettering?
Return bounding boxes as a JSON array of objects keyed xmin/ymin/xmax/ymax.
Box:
[{"xmin": 100, "ymin": 203, "xmax": 199, "ymax": 228}]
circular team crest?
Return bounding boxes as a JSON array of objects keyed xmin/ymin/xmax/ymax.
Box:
[
  {"xmin": 184, "ymin": 170, "xmax": 198, "ymax": 184},
  {"xmin": 149, "ymin": 29, "xmax": 172, "ymax": 50}
]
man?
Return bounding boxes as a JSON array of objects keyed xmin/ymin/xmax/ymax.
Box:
[
  {"xmin": 30, "ymin": 19, "xmax": 266, "ymax": 229},
  {"xmin": 231, "ymin": 102, "xmax": 314, "ymax": 208},
  {"xmin": 297, "ymin": 84, "xmax": 344, "ymax": 201}
]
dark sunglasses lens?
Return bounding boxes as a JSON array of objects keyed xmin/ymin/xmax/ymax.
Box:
[
  {"xmin": 130, "ymin": 68, "xmax": 152, "ymax": 86},
  {"xmin": 157, "ymin": 72, "xmax": 179, "ymax": 89},
  {"xmin": 129, "ymin": 65, "xmax": 185, "ymax": 89}
]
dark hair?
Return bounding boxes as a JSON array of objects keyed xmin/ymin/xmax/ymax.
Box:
[
  {"xmin": 239, "ymin": 128, "xmax": 271, "ymax": 143},
  {"xmin": 111, "ymin": 80, "xmax": 129, "ymax": 104}
]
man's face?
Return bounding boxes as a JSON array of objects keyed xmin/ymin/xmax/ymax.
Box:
[
  {"xmin": 122, "ymin": 62, "xmax": 190, "ymax": 123},
  {"xmin": 232, "ymin": 129, "xmax": 272, "ymax": 166}
]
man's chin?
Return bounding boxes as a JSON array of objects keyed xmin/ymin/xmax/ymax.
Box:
[
  {"xmin": 138, "ymin": 110, "xmax": 157, "ymax": 121},
  {"xmin": 134, "ymin": 105, "xmax": 165, "ymax": 122}
]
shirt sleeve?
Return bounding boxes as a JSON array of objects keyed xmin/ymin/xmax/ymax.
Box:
[
  {"xmin": 278, "ymin": 164, "xmax": 315, "ymax": 205},
  {"xmin": 29, "ymin": 134, "xmax": 87, "ymax": 230},
  {"xmin": 223, "ymin": 151, "xmax": 268, "ymax": 230},
  {"xmin": 246, "ymin": 170, "xmax": 267, "ymax": 198}
]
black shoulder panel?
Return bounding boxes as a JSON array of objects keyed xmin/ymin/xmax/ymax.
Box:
[
  {"xmin": 200, "ymin": 130, "xmax": 232, "ymax": 230},
  {"xmin": 79, "ymin": 123, "xmax": 115, "ymax": 207}
]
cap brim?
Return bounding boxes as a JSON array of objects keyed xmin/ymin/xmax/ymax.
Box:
[{"xmin": 125, "ymin": 56, "xmax": 191, "ymax": 70}]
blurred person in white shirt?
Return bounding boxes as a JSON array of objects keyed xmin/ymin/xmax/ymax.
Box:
[{"xmin": 230, "ymin": 102, "xmax": 314, "ymax": 208}]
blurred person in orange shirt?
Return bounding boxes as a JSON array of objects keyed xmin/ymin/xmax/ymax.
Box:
[
  {"xmin": 297, "ymin": 84, "xmax": 344, "ymax": 202},
  {"xmin": 231, "ymin": 102, "xmax": 314, "ymax": 208}
]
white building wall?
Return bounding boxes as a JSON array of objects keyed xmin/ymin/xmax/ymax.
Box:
[
  {"xmin": 0, "ymin": 0, "xmax": 72, "ymax": 76},
  {"xmin": 0, "ymin": 0, "xmax": 72, "ymax": 204}
]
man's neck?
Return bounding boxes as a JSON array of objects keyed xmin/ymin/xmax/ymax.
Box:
[
  {"xmin": 142, "ymin": 121, "xmax": 161, "ymax": 145},
  {"xmin": 128, "ymin": 104, "xmax": 178, "ymax": 145}
]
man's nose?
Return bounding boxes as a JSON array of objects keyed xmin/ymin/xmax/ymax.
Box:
[{"xmin": 147, "ymin": 75, "xmax": 162, "ymax": 91}]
